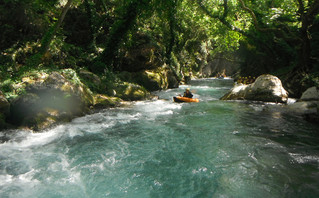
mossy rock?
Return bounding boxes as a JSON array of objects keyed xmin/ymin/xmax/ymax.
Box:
[
  {"xmin": 7, "ymin": 69, "xmax": 95, "ymax": 130},
  {"xmin": 93, "ymin": 94, "xmax": 122, "ymax": 108},
  {"xmin": 117, "ymin": 68, "xmax": 177, "ymax": 92},
  {"xmin": 10, "ymin": 93, "xmax": 41, "ymax": 125},
  {"xmin": 114, "ymin": 82, "xmax": 150, "ymax": 101},
  {"xmin": 137, "ymin": 70, "xmax": 165, "ymax": 91},
  {"xmin": 78, "ymin": 69, "xmax": 102, "ymax": 92},
  {"xmin": 23, "ymin": 107, "xmax": 72, "ymax": 131},
  {"xmin": 118, "ymin": 71, "xmax": 162, "ymax": 92}
]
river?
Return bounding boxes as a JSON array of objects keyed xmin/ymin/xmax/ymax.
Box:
[{"xmin": 1, "ymin": 78, "xmax": 319, "ymax": 198}]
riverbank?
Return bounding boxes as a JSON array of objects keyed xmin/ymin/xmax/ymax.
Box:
[
  {"xmin": 1, "ymin": 72, "xmax": 318, "ymax": 132},
  {"xmin": 220, "ymin": 74, "xmax": 319, "ymax": 124},
  {"xmin": 0, "ymin": 67, "xmax": 179, "ymax": 131}
]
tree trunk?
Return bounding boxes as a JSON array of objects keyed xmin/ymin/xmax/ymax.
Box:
[
  {"xmin": 297, "ymin": 0, "xmax": 319, "ymax": 72},
  {"xmin": 100, "ymin": 1, "xmax": 140, "ymax": 69},
  {"xmin": 84, "ymin": 0, "xmax": 96, "ymax": 49},
  {"xmin": 40, "ymin": 0, "xmax": 73, "ymax": 55},
  {"xmin": 165, "ymin": 0, "xmax": 182, "ymax": 82}
]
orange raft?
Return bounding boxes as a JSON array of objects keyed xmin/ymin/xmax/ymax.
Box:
[{"xmin": 173, "ymin": 96, "xmax": 199, "ymax": 103}]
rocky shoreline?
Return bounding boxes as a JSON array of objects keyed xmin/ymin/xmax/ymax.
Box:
[
  {"xmin": 0, "ymin": 67, "xmax": 178, "ymax": 131},
  {"xmin": 221, "ymin": 74, "xmax": 319, "ymax": 124},
  {"xmin": 1, "ymin": 73, "xmax": 318, "ymax": 132}
]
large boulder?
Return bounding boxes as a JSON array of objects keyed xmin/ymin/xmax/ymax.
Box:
[
  {"xmin": 118, "ymin": 67, "xmax": 179, "ymax": 92},
  {"xmin": 300, "ymin": 86, "xmax": 319, "ymax": 101},
  {"xmin": 118, "ymin": 71, "xmax": 163, "ymax": 92},
  {"xmin": 78, "ymin": 69, "xmax": 103, "ymax": 92},
  {"xmin": 288, "ymin": 86, "xmax": 319, "ymax": 123},
  {"xmin": 93, "ymin": 94, "xmax": 122, "ymax": 109},
  {"xmin": 9, "ymin": 69, "xmax": 94, "ymax": 130},
  {"xmin": 221, "ymin": 74, "xmax": 288, "ymax": 103},
  {"xmin": 113, "ymin": 82, "xmax": 150, "ymax": 101}
]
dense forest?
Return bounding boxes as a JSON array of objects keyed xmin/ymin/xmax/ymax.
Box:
[
  {"xmin": 0, "ymin": 0, "xmax": 319, "ymax": 128},
  {"xmin": 1, "ymin": 0, "xmax": 319, "ymax": 93}
]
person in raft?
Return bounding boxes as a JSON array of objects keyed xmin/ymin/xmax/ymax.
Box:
[{"xmin": 183, "ymin": 88, "xmax": 193, "ymax": 98}]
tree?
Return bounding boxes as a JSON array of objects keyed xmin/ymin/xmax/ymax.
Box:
[
  {"xmin": 99, "ymin": 0, "xmax": 152, "ymax": 71},
  {"xmin": 39, "ymin": 0, "xmax": 73, "ymax": 56}
]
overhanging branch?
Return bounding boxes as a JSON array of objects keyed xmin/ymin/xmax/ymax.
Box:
[
  {"xmin": 196, "ymin": 0, "xmax": 248, "ymax": 36},
  {"xmin": 238, "ymin": 0, "xmax": 279, "ymax": 32}
]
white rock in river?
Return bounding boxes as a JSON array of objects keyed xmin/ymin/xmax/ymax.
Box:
[{"xmin": 220, "ymin": 74, "xmax": 288, "ymax": 103}]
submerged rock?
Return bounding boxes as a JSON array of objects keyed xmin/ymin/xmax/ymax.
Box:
[{"xmin": 221, "ymin": 74, "xmax": 288, "ymax": 103}]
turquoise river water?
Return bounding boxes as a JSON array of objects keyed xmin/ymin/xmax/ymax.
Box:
[{"xmin": 1, "ymin": 78, "xmax": 319, "ymax": 198}]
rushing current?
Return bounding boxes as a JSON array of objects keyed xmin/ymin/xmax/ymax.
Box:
[{"xmin": 1, "ymin": 78, "xmax": 319, "ymax": 198}]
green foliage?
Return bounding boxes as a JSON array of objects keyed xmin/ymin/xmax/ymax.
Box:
[
  {"xmin": 1, "ymin": 0, "xmax": 319, "ymax": 98},
  {"xmin": 25, "ymin": 53, "xmax": 43, "ymax": 68},
  {"xmin": 61, "ymin": 69, "xmax": 82, "ymax": 85},
  {"xmin": 0, "ymin": 79, "xmax": 15, "ymax": 93},
  {"xmin": 0, "ymin": 0, "xmax": 59, "ymax": 51},
  {"xmin": 39, "ymin": 24, "xmax": 57, "ymax": 54},
  {"xmin": 301, "ymin": 73, "xmax": 319, "ymax": 89},
  {"xmin": 0, "ymin": 78, "xmax": 26, "ymax": 101}
]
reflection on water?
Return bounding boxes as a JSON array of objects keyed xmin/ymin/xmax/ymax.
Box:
[{"xmin": 1, "ymin": 78, "xmax": 319, "ymax": 198}]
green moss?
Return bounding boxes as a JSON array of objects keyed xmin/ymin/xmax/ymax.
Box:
[
  {"xmin": 94, "ymin": 94, "xmax": 122, "ymax": 108},
  {"xmin": 114, "ymin": 82, "xmax": 149, "ymax": 101},
  {"xmin": 301, "ymin": 73, "xmax": 319, "ymax": 89}
]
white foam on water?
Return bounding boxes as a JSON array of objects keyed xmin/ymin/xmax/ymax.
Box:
[
  {"xmin": 133, "ymin": 100, "xmax": 182, "ymax": 119},
  {"xmin": 289, "ymin": 153, "xmax": 319, "ymax": 164},
  {"xmin": 287, "ymin": 98, "xmax": 297, "ymax": 104},
  {"xmin": 0, "ymin": 127, "xmax": 65, "ymax": 149},
  {"xmin": 0, "ymin": 168, "xmax": 40, "ymax": 196}
]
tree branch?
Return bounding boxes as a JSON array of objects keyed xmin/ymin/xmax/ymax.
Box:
[
  {"xmin": 238, "ymin": 0, "xmax": 278, "ymax": 32},
  {"xmin": 40, "ymin": 0, "xmax": 73, "ymax": 55},
  {"xmin": 196, "ymin": 0, "xmax": 248, "ymax": 36}
]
